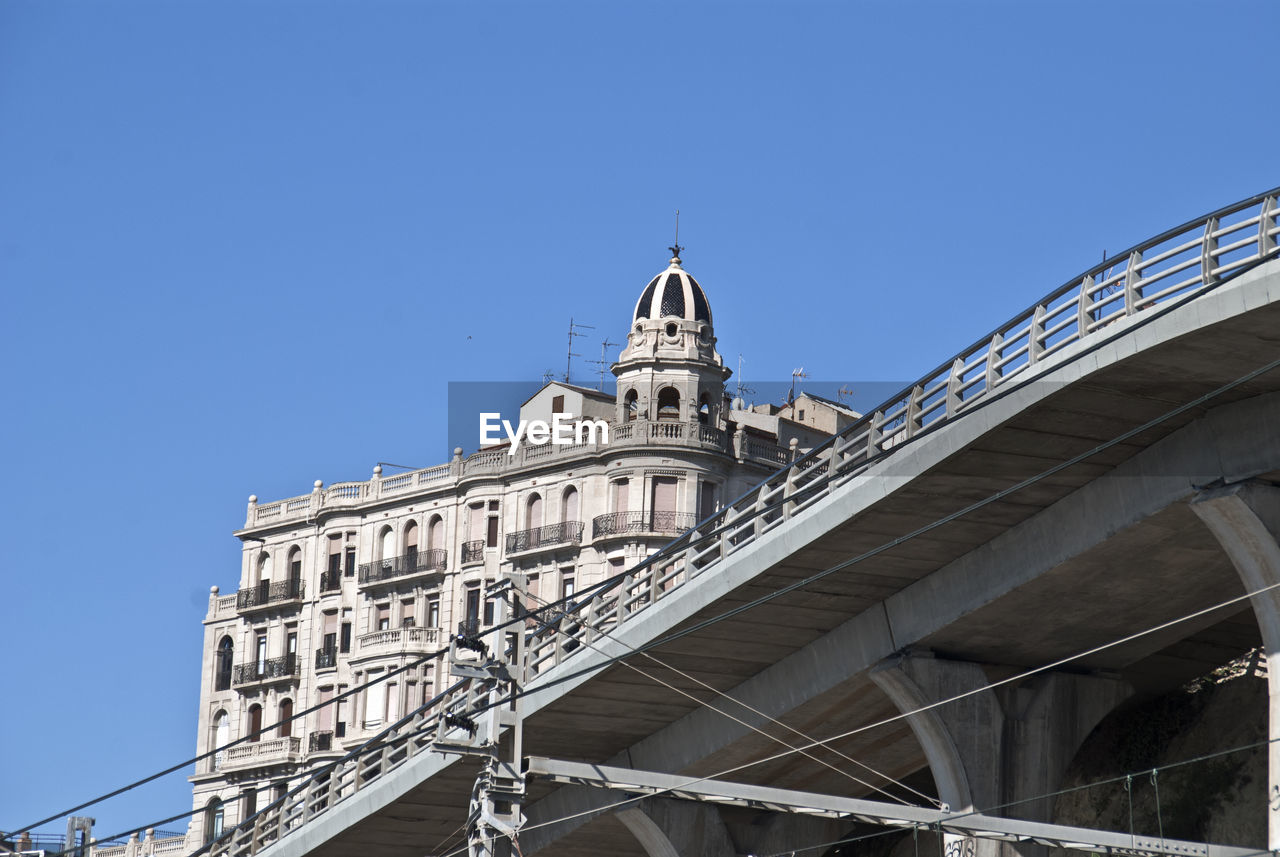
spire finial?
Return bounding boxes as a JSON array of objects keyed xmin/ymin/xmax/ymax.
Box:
[{"xmin": 669, "ymin": 209, "xmax": 683, "ymax": 261}]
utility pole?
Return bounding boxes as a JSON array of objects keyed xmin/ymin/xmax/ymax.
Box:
[
  {"xmin": 435, "ymin": 573, "xmax": 529, "ymax": 857},
  {"xmin": 565, "ymin": 318, "xmax": 594, "ymax": 385}
]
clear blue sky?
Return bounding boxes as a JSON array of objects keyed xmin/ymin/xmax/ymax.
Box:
[{"xmin": 2, "ymin": 0, "xmax": 1276, "ymax": 841}]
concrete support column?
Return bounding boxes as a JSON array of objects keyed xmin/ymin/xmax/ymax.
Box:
[
  {"xmin": 1190, "ymin": 483, "xmax": 1280, "ymax": 850},
  {"xmin": 871, "ymin": 653, "xmax": 1130, "ymax": 857},
  {"xmin": 614, "ymin": 798, "xmax": 736, "ymax": 857}
]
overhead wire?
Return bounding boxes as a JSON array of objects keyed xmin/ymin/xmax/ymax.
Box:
[{"xmin": 17, "ymin": 252, "xmax": 1278, "ymax": 849}]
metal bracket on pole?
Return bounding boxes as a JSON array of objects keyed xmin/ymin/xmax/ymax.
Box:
[
  {"xmin": 450, "ymin": 573, "xmax": 528, "ymax": 857},
  {"xmin": 523, "ymin": 757, "xmax": 1258, "ymax": 857}
]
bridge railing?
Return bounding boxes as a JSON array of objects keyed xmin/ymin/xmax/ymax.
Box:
[
  {"xmin": 192, "ymin": 188, "xmax": 1278, "ymax": 857},
  {"xmin": 521, "ymin": 187, "xmax": 1280, "ymax": 677}
]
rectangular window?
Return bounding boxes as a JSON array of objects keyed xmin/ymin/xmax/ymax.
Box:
[
  {"xmin": 562, "ymin": 573, "xmax": 575, "ymax": 599},
  {"xmin": 465, "ymin": 586, "xmax": 480, "ymax": 626},
  {"xmin": 327, "ymin": 551, "xmax": 341, "ymax": 575},
  {"xmin": 483, "ymin": 594, "xmax": 495, "ymax": 627},
  {"xmin": 612, "ymin": 478, "xmax": 629, "ymax": 513},
  {"xmin": 401, "ymin": 599, "xmax": 415, "ymax": 628},
  {"xmin": 256, "ymin": 633, "xmax": 267, "ymax": 673},
  {"xmin": 317, "ymin": 687, "xmax": 334, "ymax": 732},
  {"xmin": 376, "ymin": 604, "xmax": 390, "ymax": 631},
  {"xmin": 335, "ymin": 686, "xmax": 348, "ymax": 738},
  {"xmin": 242, "ymin": 789, "xmax": 257, "ymax": 821},
  {"xmin": 286, "ymin": 629, "xmax": 298, "ymax": 656},
  {"xmin": 486, "ymin": 515, "xmax": 499, "ymax": 548},
  {"xmin": 344, "ymin": 546, "xmax": 356, "ymax": 577},
  {"xmin": 427, "ymin": 597, "xmax": 440, "ymax": 629},
  {"xmin": 551, "ymin": 394, "xmax": 565, "ymax": 414},
  {"xmin": 340, "ymin": 621, "xmax": 352, "ymax": 653}
]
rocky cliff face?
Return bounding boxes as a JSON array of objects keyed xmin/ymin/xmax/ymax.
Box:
[{"xmin": 1053, "ymin": 652, "xmax": 1267, "ymax": 849}]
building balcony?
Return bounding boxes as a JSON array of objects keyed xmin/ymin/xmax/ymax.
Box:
[
  {"xmin": 236, "ymin": 577, "xmax": 304, "ymax": 612},
  {"xmin": 221, "ymin": 736, "xmax": 301, "ymax": 770},
  {"xmin": 308, "ymin": 731, "xmax": 335, "ymax": 753},
  {"xmin": 352, "ymin": 626, "xmax": 442, "ymax": 663},
  {"xmin": 461, "ymin": 539, "xmax": 485, "ymax": 565},
  {"xmin": 358, "ymin": 549, "xmax": 447, "ymax": 587},
  {"xmin": 315, "ymin": 646, "xmax": 338, "ymax": 670},
  {"xmin": 319, "ymin": 569, "xmax": 342, "ymax": 594},
  {"xmin": 232, "ymin": 654, "xmax": 300, "ymax": 687},
  {"xmin": 505, "ymin": 521, "xmax": 584, "ymax": 555},
  {"xmin": 591, "ymin": 511, "xmax": 698, "ymax": 540}
]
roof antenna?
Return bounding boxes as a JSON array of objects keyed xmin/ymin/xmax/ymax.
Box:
[
  {"xmin": 565, "ymin": 317, "xmax": 594, "ymax": 384},
  {"xmin": 669, "ymin": 209, "xmax": 684, "ymax": 261}
]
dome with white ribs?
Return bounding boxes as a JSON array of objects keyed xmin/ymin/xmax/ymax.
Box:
[{"xmin": 633, "ymin": 254, "xmax": 712, "ymax": 325}]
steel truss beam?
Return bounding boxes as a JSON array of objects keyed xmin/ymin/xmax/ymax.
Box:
[{"xmin": 524, "ymin": 758, "xmax": 1259, "ymax": 857}]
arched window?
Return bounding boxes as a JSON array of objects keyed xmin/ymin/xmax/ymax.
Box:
[
  {"xmin": 278, "ymin": 699, "xmax": 294, "ymax": 738},
  {"xmin": 256, "ymin": 552, "xmax": 273, "ymax": 585},
  {"xmin": 404, "ymin": 521, "xmax": 419, "ymax": 565},
  {"xmin": 656, "ymin": 387, "xmax": 680, "ymax": 421},
  {"xmin": 427, "ymin": 515, "xmax": 444, "ymax": 552},
  {"xmin": 698, "ymin": 393, "xmax": 711, "ymax": 425},
  {"xmin": 561, "ymin": 486, "xmax": 579, "ymax": 523},
  {"xmin": 211, "ymin": 711, "xmax": 229, "ymax": 771},
  {"xmin": 248, "ymin": 704, "xmax": 263, "ymax": 743},
  {"xmin": 526, "ymin": 493, "xmax": 543, "ymax": 530},
  {"xmin": 287, "ymin": 546, "xmax": 302, "ymax": 580},
  {"xmin": 204, "ymin": 798, "xmax": 224, "ymax": 843},
  {"xmin": 624, "ymin": 389, "xmax": 638, "ymax": 422},
  {"xmin": 379, "ymin": 525, "xmax": 395, "ymax": 562},
  {"xmin": 215, "ymin": 636, "xmax": 234, "ymax": 691}
]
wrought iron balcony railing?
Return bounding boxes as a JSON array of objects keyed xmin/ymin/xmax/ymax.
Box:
[
  {"xmin": 357, "ymin": 549, "xmax": 447, "ymax": 585},
  {"xmin": 232, "ymin": 654, "xmax": 299, "ymax": 686},
  {"xmin": 315, "ymin": 647, "xmax": 338, "ymax": 670},
  {"xmin": 591, "ymin": 511, "xmax": 698, "ymax": 539},
  {"xmin": 236, "ymin": 577, "xmax": 304, "ymax": 610},
  {"xmin": 461, "ymin": 540, "xmax": 485, "ymax": 564},
  {"xmin": 319, "ymin": 569, "xmax": 342, "ymax": 593},
  {"xmin": 308, "ymin": 731, "xmax": 334, "ymax": 753},
  {"xmin": 505, "ymin": 521, "xmax": 584, "ymax": 554}
]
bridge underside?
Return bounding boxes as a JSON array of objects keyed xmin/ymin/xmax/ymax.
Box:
[{"xmin": 293, "ymin": 268, "xmax": 1280, "ymax": 857}]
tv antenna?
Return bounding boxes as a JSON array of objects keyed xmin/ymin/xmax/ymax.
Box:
[
  {"xmin": 542, "ymin": 369, "xmax": 557, "ymax": 385},
  {"xmin": 669, "ymin": 209, "xmax": 683, "ymax": 260},
  {"xmin": 565, "ymin": 318, "xmax": 594, "ymax": 384},
  {"xmin": 837, "ymin": 385, "xmax": 856, "ymax": 407},
  {"xmin": 789, "ymin": 367, "xmax": 809, "ymax": 403},
  {"xmin": 587, "ymin": 338, "xmax": 621, "ymax": 391},
  {"xmin": 734, "ymin": 354, "xmax": 754, "ymax": 401}
]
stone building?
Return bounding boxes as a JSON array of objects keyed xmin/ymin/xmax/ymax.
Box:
[{"xmin": 178, "ymin": 251, "xmax": 855, "ymax": 849}]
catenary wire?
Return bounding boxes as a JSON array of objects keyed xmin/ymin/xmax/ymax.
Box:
[
  {"xmin": 522, "ymin": 589, "xmax": 937, "ymax": 807},
  {"xmin": 20, "ymin": 253, "xmax": 1277, "ymax": 846}
]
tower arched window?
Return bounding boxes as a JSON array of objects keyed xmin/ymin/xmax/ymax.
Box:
[
  {"xmin": 279, "ymin": 698, "xmax": 294, "ymax": 738},
  {"xmin": 624, "ymin": 389, "xmax": 638, "ymax": 422},
  {"xmin": 698, "ymin": 393, "xmax": 711, "ymax": 425},
  {"xmin": 656, "ymin": 387, "xmax": 680, "ymax": 421},
  {"xmin": 204, "ymin": 799, "xmax": 224, "ymax": 843},
  {"xmin": 526, "ymin": 493, "xmax": 543, "ymax": 530},
  {"xmin": 287, "ymin": 546, "xmax": 302, "ymax": 580},
  {"xmin": 248, "ymin": 704, "xmax": 263, "ymax": 743},
  {"xmin": 215, "ymin": 636, "xmax": 233, "ymax": 691}
]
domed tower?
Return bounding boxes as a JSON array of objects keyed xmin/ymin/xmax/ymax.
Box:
[{"xmin": 612, "ymin": 247, "xmax": 731, "ymax": 427}]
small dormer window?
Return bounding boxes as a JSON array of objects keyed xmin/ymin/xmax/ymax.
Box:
[{"xmin": 552, "ymin": 395, "xmax": 565, "ymax": 415}]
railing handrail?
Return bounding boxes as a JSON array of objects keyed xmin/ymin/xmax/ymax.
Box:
[
  {"xmin": 201, "ymin": 187, "xmax": 1280, "ymax": 857},
  {"xmin": 357, "ymin": 549, "xmax": 447, "ymax": 584}
]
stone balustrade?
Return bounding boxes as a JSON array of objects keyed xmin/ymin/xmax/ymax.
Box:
[
  {"xmin": 222, "ymin": 736, "xmax": 301, "ymax": 770},
  {"xmin": 242, "ymin": 418, "xmax": 790, "ymax": 531},
  {"xmin": 354, "ymin": 626, "xmax": 442, "ymax": 661}
]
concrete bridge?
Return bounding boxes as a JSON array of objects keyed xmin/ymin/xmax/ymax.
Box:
[{"xmin": 200, "ymin": 188, "xmax": 1280, "ymax": 857}]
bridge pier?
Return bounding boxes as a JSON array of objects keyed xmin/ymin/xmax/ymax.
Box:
[
  {"xmin": 870, "ymin": 652, "xmax": 1131, "ymax": 857},
  {"xmin": 1190, "ymin": 482, "xmax": 1280, "ymax": 851}
]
